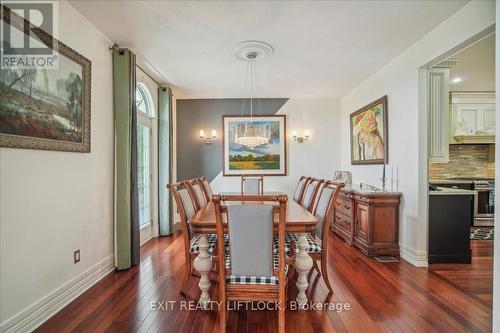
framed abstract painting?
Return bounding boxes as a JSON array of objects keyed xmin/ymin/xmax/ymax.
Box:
[
  {"xmin": 350, "ymin": 96, "xmax": 388, "ymax": 165},
  {"xmin": 223, "ymin": 115, "xmax": 287, "ymax": 176},
  {"xmin": 0, "ymin": 5, "xmax": 91, "ymax": 152}
]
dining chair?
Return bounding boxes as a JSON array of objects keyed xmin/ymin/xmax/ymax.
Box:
[
  {"xmin": 293, "ymin": 176, "xmax": 311, "ymax": 204},
  {"xmin": 168, "ymin": 181, "xmax": 222, "ymax": 296},
  {"xmin": 198, "ymin": 177, "xmax": 213, "ymax": 202},
  {"xmin": 240, "ymin": 175, "xmax": 264, "ymax": 195},
  {"xmin": 300, "ymin": 178, "xmax": 325, "ymax": 213},
  {"xmin": 213, "ymin": 194, "xmax": 293, "ymax": 333},
  {"xmin": 185, "ymin": 178, "xmax": 208, "ymax": 211},
  {"xmin": 276, "ymin": 181, "xmax": 344, "ymax": 295}
]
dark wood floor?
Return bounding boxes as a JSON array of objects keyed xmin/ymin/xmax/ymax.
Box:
[{"xmin": 36, "ymin": 232, "xmax": 493, "ymax": 333}]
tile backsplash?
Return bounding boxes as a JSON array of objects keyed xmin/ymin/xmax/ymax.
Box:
[{"xmin": 429, "ymin": 144, "xmax": 495, "ymax": 180}]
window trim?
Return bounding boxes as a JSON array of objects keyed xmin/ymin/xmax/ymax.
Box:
[{"xmin": 136, "ymin": 82, "xmax": 155, "ymax": 230}]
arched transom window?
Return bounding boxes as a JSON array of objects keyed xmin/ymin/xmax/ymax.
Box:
[{"xmin": 136, "ymin": 82, "xmax": 155, "ymax": 117}]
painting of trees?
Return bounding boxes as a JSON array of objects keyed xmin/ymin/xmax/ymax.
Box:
[
  {"xmin": 0, "ymin": 5, "xmax": 91, "ymax": 152},
  {"xmin": 224, "ymin": 116, "xmax": 287, "ymax": 175},
  {"xmin": 65, "ymin": 72, "xmax": 83, "ymax": 128}
]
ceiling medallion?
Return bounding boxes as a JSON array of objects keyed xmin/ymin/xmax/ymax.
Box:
[{"xmin": 233, "ymin": 40, "xmax": 274, "ymax": 62}]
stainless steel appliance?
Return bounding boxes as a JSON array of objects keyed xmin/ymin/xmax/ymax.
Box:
[{"xmin": 473, "ymin": 180, "xmax": 494, "ymax": 227}]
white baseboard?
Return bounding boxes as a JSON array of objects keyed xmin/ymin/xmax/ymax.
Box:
[
  {"xmin": 0, "ymin": 255, "xmax": 115, "ymax": 333},
  {"xmin": 400, "ymin": 244, "xmax": 428, "ymax": 267},
  {"xmin": 140, "ymin": 235, "xmax": 154, "ymax": 246}
]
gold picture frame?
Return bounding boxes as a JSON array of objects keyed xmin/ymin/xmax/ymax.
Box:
[
  {"xmin": 350, "ymin": 96, "xmax": 388, "ymax": 165},
  {"xmin": 0, "ymin": 5, "xmax": 91, "ymax": 153}
]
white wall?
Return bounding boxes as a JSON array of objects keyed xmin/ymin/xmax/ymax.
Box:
[
  {"xmin": 210, "ymin": 98, "xmax": 342, "ymax": 197},
  {"xmin": 449, "ymin": 33, "xmax": 495, "ymax": 91},
  {"xmin": 339, "ymin": 0, "xmax": 495, "ymax": 266},
  {"xmin": 0, "ymin": 1, "xmax": 114, "ymax": 331}
]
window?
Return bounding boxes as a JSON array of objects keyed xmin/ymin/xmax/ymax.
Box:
[
  {"xmin": 136, "ymin": 84, "xmax": 152, "ymax": 116},
  {"xmin": 136, "ymin": 83, "xmax": 154, "ymax": 227}
]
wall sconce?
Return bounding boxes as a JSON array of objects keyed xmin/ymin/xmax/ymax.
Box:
[
  {"xmin": 200, "ymin": 129, "xmax": 217, "ymax": 144},
  {"xmin": 291, "ymin": 130, "xmax": 310, "ymax": 143}
]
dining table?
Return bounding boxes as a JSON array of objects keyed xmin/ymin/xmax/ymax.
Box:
[{"xmin": 189, "ymin": 193, "xmax": 319, "ymax": 309}]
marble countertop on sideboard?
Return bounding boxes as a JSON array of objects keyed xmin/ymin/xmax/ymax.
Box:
[{"xmin": 340, "ymin": 184, "xmax": 402, "ymax": 197}]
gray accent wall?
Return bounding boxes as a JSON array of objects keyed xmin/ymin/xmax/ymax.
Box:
[{"xmin": 176, "ymin": 98, "xmax": 288, "ymax": 182}]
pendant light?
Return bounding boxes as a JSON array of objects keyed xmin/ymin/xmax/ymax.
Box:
[{"xmin": 233, "ymin": 41, "xmax": 274, "ymax": 149}]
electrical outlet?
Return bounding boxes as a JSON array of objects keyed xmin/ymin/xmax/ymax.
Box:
[{"xmin": 74, "ymin": 250, "xmax": 80, "ymax": 264}]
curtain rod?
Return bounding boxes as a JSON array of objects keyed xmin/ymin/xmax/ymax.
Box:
[
  {"xmin": 110, "ymin": 44, "xmax": 166, "ymax": 88},
  {"xmin": 136, "ymin": 64, "xmax": 164, "ymax": 87}
]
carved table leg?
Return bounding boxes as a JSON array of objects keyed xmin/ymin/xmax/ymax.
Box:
[
  {"xmin": 295, "ymin": 233, "xmax": 313, "ymax": 309},
  {"xmin": 193, "ymin": 234, "xmax": 213, "ymax": 309}
]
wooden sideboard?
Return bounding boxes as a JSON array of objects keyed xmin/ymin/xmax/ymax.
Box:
[{"xmin": 330, "ymin": 186, "xmax": 401, "ymax": 257}]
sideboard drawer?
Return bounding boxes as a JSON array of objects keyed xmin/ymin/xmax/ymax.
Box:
[
  {"xmin": 335, "ymin": 196, "xmax": 352, "ymax": 217},
  {"xmin": 332, "ymin": 210, "xmax": 354, "ymax": 245},
  {"xmin": 334, "ymin": 212, "xmax": 351, "ymax": 230}
]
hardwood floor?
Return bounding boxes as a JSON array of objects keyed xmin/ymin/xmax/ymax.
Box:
[{"xmin": 35, "ymin": 233, "xmax": 493, "ymax": 333}]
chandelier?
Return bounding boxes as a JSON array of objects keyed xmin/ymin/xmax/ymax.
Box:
[
  {"xmin": 233, "ymin": 41, "xmax": 274, "ymax": 149},
  {"xmin": 234, "ymin": 122, "xmax": 271, "ymax": 148}
]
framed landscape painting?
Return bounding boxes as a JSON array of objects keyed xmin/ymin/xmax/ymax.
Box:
[
  {"xmin": 223, "ymin": 115, "xmax": 287, "ymax": 176},
  {"xmin": 350, "ymin": 96, "xmax": 388, "ymax": 165},
  {"xmin": 0, "ymin": 6, "xmax": 91, "ymax": 152}
]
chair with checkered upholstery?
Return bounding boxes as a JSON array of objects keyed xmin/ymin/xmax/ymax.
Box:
[
  {"xmin": 213, "ymin": 194, "xmax": 292, "ymax": 333},
  {"xmin": 277, "ymin": 181, "xmax": 344, "ymax": 295},
  {"xmin": 293, "ymin": 176, "xmax": 311, "ymax": 204},
  {"xmin": 185, "ymin": 178, "xmax": 208, "ymax": 211},
  {"xmin": 300, "ymin": 177, "xmax": 324, "ymax": 213},
  {"xmin": 168, "ymin": 181, "xmax": 224, "ymax": 296},
  {"xmin": 240, "ymin": 175, "xmax": 264, "ymax": 195}
]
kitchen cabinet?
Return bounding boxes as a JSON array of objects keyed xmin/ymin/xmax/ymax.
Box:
[
  {"xmin": 330, "ymin": 186, "xmax": 401, "ymax": 257},
  {"xmin": 429, "ymin": 189, "xmax": 474, "ymax": 263},
  {"xmin": 451, "ymin": 92, "xmax": 495, "ymax": 144}
]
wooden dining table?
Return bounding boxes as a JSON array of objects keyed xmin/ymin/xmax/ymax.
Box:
[{"xmin": 189, "ymin": 195, "xmax": 319, "ymax": 309}]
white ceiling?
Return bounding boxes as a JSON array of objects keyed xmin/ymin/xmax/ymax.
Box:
[
  {"xmin": 449, "ymin": 33, "xmax": 495, "ymax": 91},
  {"xmin": 70, "ymin": 0, "xmax": 468, "ymax": 99}
]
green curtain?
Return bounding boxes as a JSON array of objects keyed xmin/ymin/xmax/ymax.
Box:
[
  {"xmin": 113, "ymin": 48, "xmax": 140, "ymax": 270},
  {"xmin": 158, "ymin": 87, "xmax": 173, "ymax": 236}
]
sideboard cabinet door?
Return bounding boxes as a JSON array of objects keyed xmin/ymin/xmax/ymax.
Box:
[
  {"xmin": 353, "ymin": 195, "xmax": 401, "ymax": 257},
  {"xmin": 354, "ymin": 202, "xmax": 369, "ymax": 254}
]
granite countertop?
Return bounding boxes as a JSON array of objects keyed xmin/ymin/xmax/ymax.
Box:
[
  {"xmin": 341, "ymin": 184, "xmax": 402, "ymax": 196},
  {"xmin": 429, "ymin": 186, "xmax": 475, "ymax": 196},
  {"xmin": 429, "ymin": 178, "xmax": 495, "ymax": 184},
  {"xmin": 429, "ymin": 179, "xmax": 475, "ymax": 184}
]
